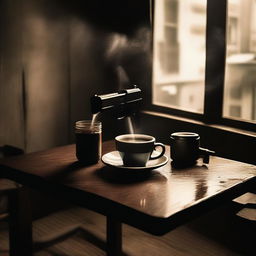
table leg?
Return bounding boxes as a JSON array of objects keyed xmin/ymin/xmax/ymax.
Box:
[
  {"xmin": 8, "ymin": 187, "xmax": 33, "ymax": 256},
  {"xmin": 106, "ymin": 216, "xmax": 122, "ymax": 256}
]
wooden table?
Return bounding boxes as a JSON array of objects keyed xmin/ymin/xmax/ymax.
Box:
[{"xmin": 0, "ymin": 141, "xmax": 255, "ymax": 256}]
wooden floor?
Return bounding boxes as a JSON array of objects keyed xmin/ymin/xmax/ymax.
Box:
[{"xmin": 0, "ymin": 203, "xmax": 255, "ymax": 256}]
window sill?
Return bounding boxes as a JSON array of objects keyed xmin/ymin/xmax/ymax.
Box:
[
  {"xmin": 142, "ymin": 110, "xmax": 256, "ymax": 138},
  {"xmin": 140, "ymin": 110, "xmax": 256, "ymax": 165}
]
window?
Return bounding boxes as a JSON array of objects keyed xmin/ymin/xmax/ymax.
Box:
[
  {"xmin": 153, "ymin": 0, "xmax": 206, "ymax": 113},
  {"xmin": 224, "ymin": 0, "xmax": 256, "ymax": 122},
  {"xmin": 152, "ymin": 0, "xmax": 256, "ymax": 131}
]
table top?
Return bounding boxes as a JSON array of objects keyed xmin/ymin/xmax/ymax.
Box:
[{"xmin": 0, "ymin": 141, "xmax": 255, "ymax": 235}]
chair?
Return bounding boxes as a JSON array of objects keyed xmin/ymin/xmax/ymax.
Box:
[
  {"xmin": 0, "ymin": 145, "xmax": 33, "ymax": 256},
  {"xmin": 232, "ymin": 192, "xmax": 256, "ymax": 254}
]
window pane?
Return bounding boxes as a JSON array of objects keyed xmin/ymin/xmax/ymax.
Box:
[
  {"xmin": 165, "ymin": 0, "xmax": 178, "ymax": 23},
  {"xmin": 152, "ymin": 0, "xmax": 206, "ymax": 113},
  {"xmin": 223, "ymin": 0, "xmax": 256, "ymax": 122}
]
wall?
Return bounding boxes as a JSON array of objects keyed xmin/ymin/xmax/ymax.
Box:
[
  {"xmin": 0, "ymin": 0, "xmax": 24, "ymax": 150},
  {"xmin": 0, "ymin": 0, "xmax": 151, "ymax": 152}
]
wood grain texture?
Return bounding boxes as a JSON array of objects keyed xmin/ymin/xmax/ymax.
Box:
[{"xmin": 0, "ymin": 141, "xmax": 255, "ymax": 235}]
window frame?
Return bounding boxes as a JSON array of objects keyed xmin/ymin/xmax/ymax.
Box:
[{"xmin": 149, "ymin": 0, "xmax": 256, "ymax": 132}]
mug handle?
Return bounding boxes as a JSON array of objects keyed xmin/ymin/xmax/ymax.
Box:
[
  {"xmin": 150, "ymin": 143, "xmax": 166, "ymax": 160},
  {"xmin": 199, "ymin": 147, "xmax": 215, "ymax": 164}
]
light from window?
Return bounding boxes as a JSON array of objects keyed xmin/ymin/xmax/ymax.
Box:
[
  {"xmin": 152, "ymin": 0, "xmax": 207, "ymax": 113},
  {"xmin": 223, "ymin": 0, "xmax": 256, "ymax": 122}
]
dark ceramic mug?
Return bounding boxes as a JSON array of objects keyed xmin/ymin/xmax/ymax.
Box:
[{"xmin": 170, "ymin": 132, "xmax": 215, "ymax": 168}]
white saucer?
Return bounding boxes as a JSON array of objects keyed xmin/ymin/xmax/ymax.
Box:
[{"xmin": 101, "ymin": 151, "xmax": 169, "ymax": 170}]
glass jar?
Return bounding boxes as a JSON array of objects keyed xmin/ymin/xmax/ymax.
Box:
[{"xmin": 75, "ymin": 120, "xmax": 102, "ymax": 165}]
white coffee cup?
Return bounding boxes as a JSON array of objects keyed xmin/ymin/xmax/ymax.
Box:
[{"xmin": 115, "ymin": 134, "xmax": 165, "ymax": 167}]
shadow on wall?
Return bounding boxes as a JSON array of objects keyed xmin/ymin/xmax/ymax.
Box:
[
  {"xmin": 55, "ymin": 0, "xmax": 150, "ymax": 36},
  {"xmin": 0, "ymin": 0, "xmax": 151, "ymax": 152}
]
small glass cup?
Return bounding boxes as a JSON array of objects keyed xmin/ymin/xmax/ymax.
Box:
[{"xmin": 75, "ymin": 120, "xmax": 102, "ymax": 165}]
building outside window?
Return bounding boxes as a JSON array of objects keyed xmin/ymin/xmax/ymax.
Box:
[
  {"xmin": 224, "ymin": 0, "xmax": 256, "ymax": 122},
  {"xmin": 152, "ymin": 0, "xmax": 256, "ymax": 125},
  {"xmin": 153, "ymin": 0, "xmax": 206, "ymax": 114}
]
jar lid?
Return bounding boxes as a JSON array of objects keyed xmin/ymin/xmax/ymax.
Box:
[{"xmin": 75, "ymin": 120, "xmax": 101, "ymax": 127}]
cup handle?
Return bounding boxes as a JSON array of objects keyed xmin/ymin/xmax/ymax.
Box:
[
  {"xmin": 199, "ymin": 147, "xmax": 215, "ymax": 164},
  {"xmin": 150, "ymin": 143, "xmax": 166, "ymax": 160}
]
